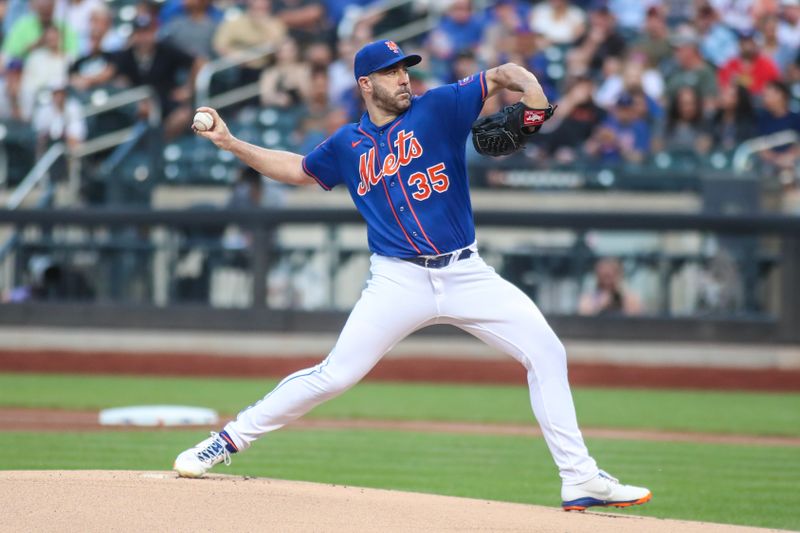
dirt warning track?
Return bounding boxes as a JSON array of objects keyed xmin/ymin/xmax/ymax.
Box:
[{"xmin": 2, "ymin": 350, "xmax": 800, "ymax": 390}]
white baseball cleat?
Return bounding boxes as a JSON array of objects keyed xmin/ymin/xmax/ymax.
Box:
[
  {"xmin": 173, "ymin": 432, "xmax": 232, "ymax": 478},
  {"xmin": 561, "ymin": 470, "xmax": 652, "ymax": 511}
]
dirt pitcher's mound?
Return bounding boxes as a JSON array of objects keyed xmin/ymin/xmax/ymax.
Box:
[{"xmin": 0, "ymin": 471, "xmax": 777, "ymax": 533}]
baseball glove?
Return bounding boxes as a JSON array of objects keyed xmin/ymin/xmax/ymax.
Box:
[{"xmin": 471, "ymin": 102, "xmax": 557, "ymax": 157}]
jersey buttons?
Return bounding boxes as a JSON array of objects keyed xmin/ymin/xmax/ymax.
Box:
[{"xmin": 399, "ymin": 206, "xmax": 405, "ymax": 212}]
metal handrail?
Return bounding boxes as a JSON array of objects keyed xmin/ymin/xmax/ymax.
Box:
[
  {"xmin": 195, "ymin": 43, "xmax": 276, "ymax": 108},
  {"xmin": 6, "ymin": 143, "xmax": 64, "ymax": 210},
  {"xmin": 66, "ymin": 85, "xmax": 161, "ymax": 202},
  {"xmin": 4, "ymin": 85, "xmax": 161, "ymax": 203},
  {"xmin": 0, "ymin": 143, "xmax": 62, "ymax": 271},
  {"xmin": 0, "ymin": 85, "xmax": 161, "ymax": 287},
  {"xmin": 82, "ymin": 85, "xmax": 160, "ymax": 126},
  {"xmin": 732, "ymin": 129, "xmax": 800, "ymax": 174}
]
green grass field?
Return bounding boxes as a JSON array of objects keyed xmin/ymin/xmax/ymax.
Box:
[
  {"xmin": 2, "ymin": 373, "xmax": 799, "ymax": 436},
  {"xmin": 2, "ymin": 373, "xmax": 799, "ymax": 531}
]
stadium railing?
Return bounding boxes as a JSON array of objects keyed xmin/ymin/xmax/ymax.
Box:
[
  {"xmin": 0, "ymin": 207, "xmax": 797, "ymax": 344},
  {"xmin": 732, "ymin": 129, "xmax": 800, "ymax": 174}
]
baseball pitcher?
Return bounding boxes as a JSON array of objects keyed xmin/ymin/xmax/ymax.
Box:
[{"xmin": 174, "ymin": 40, "xmax": 652, "ymax": 512}]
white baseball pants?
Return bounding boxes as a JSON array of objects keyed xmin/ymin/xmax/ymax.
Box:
[{"xmin": 224, "ymin": 249, "xmax": 600, "ymax": 485}]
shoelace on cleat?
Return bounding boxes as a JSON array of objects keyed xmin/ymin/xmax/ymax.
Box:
[
  {"xmin": 597, "ymin": 470, "xmax": 619, "ymax": 485},
  {"xmin": 195, "ymin": 432, "xmax": 231, "ymax": 466}
]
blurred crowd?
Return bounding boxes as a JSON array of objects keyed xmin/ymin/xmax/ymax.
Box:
[{"xmin": 1, "ymin": 0, "xmax": 800, "ymax": 184}]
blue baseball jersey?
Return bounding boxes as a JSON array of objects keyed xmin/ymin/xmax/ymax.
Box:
[{"xmin": 302, "ymin": 71, "xmax": 488, "ymax": 258}]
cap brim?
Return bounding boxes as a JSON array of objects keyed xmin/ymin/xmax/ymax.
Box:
[{"xmin": 367, "ymin": 54, "xmax": 422, "ymax": 76}]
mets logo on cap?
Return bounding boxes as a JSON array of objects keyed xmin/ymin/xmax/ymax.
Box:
[{"xmin": 385, "ymin": 40, "xmax": 400, "ymax": 54}]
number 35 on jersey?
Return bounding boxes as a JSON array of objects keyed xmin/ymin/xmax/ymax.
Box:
[{"xmin": 357, "ymin": 129, "xmax": 450, "ymax": 200}]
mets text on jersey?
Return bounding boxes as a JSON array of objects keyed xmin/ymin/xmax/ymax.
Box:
[{"xmin": 357, "ymin": 130, "xmax": 450, "ymax": 199}]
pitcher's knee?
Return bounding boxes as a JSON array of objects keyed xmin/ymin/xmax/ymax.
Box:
[
  {"xmin": 521, "ymin": 337, "xmax": 567, "ymax": 370},
  {"xmin": 313, "ymin": 367, "xmax": 361, "ymax": 399},
  {"xmin": 551, "ymin": 339, "xmax": 567, "ymax": 362}
]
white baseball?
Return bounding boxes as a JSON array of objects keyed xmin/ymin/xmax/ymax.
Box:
[{"xmin": 193, "ymin": 111, "xmax": 214, "ymax": 132}]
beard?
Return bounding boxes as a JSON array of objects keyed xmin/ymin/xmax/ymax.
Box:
[{"xmin": 371, "ymin": 82, "xmax": 412, "ymax": 114}]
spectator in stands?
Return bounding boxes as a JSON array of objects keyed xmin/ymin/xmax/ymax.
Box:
[
  {"xmin": 272, "ymin": 0, "xmax": 328, "ymax": 45},
  {"xmin": 88, "ymin": 4, "xmax": 126, "ymax": 53},
  {"xmin": 594, "ymin": 51, "xmax": 664, "ymax": 114},
  {"xmin": 426, "ymin": 0, "xmax": 485, "ymax": 82},
  {"xmin": 653, "ymin": 85, "xmax": 713, "ymax": 155},
  {"xmin": 777, "ymin": 0, "xmax": 800, "ymax": 49},
  {"xmin": 481, "ymin": 13, "xmax": 558, "ymax": 101},
  {"xmin": 114, "ymin": 14, "xmax": 201, "ymax": 140},
  {"xmin": 213, "ymin": 0, "xmax": 287, "ymax": 86},
  {"xmin": 718, "ymin": 29, "xmax": 782, "ymax": 95},
  {"xmin": 1, "ymin": 0, "xmax": 78, "ymax": 62},
  {"xmin": 408, "ymin": 68, "xmax": 432, "ymax": 96},
  {"xmin": 758, "ymin": 13, "xmax": 796, "ymax": 72},
  {"xmin": 635, "ymin": 5, "xmax": 672, "ymax": 70},
  {"xmin": 585, "ymin": 92, "xmax": 651, "ymax": 165},
  {"xmin": 55, "ymin": 0, "xmax": 103, "ymax": 57},
  {"xmin": 480, "ymin": 0, "xmax": 529, "ymax": 67},
  {"xmin": 325, "ymin": 0, "xmax": 379, "ymax": 32},
  {"xmin": 695, "ymin": 3, "xmax": 739, "ymax": 68},
  {"xmin": 296, "ymin": 106, "xmax": 348, "ymax": 155},
  {"xmin": 578, "ymin": 257, "xmax": 643, "ymax": 316},
  {"xmin": 542, "ymin": 74, "xmax": 606, "ymax": 164},
  {"xmin": 259, "ymin": 37, "xmax": 309, "ymax": 108},
  {"xmin": 756, "ymin": 80, "xmax": 800, "ymax": 182},
  {"xmin": 31, "ymin": 82, "xmax": 85, "ymax": 185},
  {"xmin": 593, "ymin": 55, "xmax": 624, "ymax": 108},
  {"xmin": 135, "ymin": 0, "xmax": 163, "ymax": 24},
  {"xmin": 710, "ymin": 83, "xmax": 756, "ymax": 152},
  {"xmin": 327, "ymin": 37, "xmax": 357, "ymax": 109},
  {"xmin": 665, "ymin": 27, "xmax": 719, "ymax": 112},
  {"xmin": 0, "ymin": 0, "xmax": 6, "ymax": 39},
  {"xmin": 0, "ymin": 0, "xmax": 9, "ymax": 116},
  {"xmin": 161, "ymin": 0, "xmax": 219, "ymax": 59},
  {"xmin": 3, "ymin": 0, "xmax": 78, "ymax": 120},
  {"xmin": 158, "ymin": 0, "xmax": 223, "ymax": 26},
  {"xmin": 69, "ymin": 17, "xmax": 116, "ymax": 93},
  {"xmin": 608, "ymin": 0, "xmax": 660, "ymax": 39},
  {"xmin": 304, "ymin": 40, "xmax": 334, "ymax": 71},
  {"xmin": 301, "ymin": 65, "xmax": 331, "ymax": 120},
  {"xmin": 709, "ymin": 0, "xmax": 757, "ymax": 34},
  {"xmin": 2, "ymin": 0, "xmax": 25, "ymax": 36},
  {"xmin": 18, "ymin": 25, "xmax": 70, "ymax": 120},
  {"xmin": 528, "ymin": 0, "xmax": 586, "ymax": 46},
  {"xmin": 629, "ymin": 85, "xmax": 663, "ymax": 129},
  {"xmin": 33, "ymin": 81, "xmax": 86, "ymax": 153},
  {"xmin": 789, "ymin": 43, "xmax": 800, "ymax": 84},
  {"xmin": 451, "ymin": 50, "xmax": 480, "ymax": 84},
  {"xmin": 567, "ymin": 4, "xmax": 626, "ymax": 77}
]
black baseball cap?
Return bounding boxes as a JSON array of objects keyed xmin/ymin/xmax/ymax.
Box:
[{"xmin": 353, "ymin": 40, "xmax": 421, "ymax": 80}]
